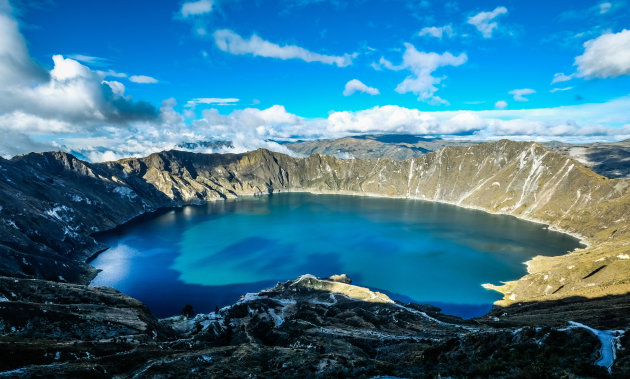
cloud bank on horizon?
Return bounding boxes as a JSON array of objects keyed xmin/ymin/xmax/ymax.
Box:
[{"xmin": 0, "ymin": 0, "xmax": 629, "ymax": 161}]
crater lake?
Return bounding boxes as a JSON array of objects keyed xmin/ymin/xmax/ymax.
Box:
[{"xmin": 90, "ymin": 193, "xmax": 584, "ymax": 318}]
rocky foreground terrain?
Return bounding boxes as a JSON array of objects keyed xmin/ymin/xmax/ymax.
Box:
[
  {"xmin": 1, "ymin": 274, "xmax": 628, "ymax": 377},
  {"xmin": 1, "ymin": 139, "xmax": 630, "ymax": 376}
]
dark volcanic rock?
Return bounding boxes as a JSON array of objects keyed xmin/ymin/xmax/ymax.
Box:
[{"xmin": 0, "ymin": 274, "xmax": 624, "ymax": 377}]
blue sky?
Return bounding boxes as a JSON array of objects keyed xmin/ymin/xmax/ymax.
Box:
[{"xmin": 1, "ymin": 0, "xmax": 630, "ymax": 160}]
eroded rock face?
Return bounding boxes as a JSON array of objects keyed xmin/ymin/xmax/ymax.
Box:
[
  {"xmin": 1, "ymin": 274, "xmax": 626, "ymax": 377},
  {"xmin": 1, "ymin": 140, "xmax": 630, "ymax": 305},
  {"xmin": 286, "ymin": 135, "xmax": 630, "ymax": 179}
]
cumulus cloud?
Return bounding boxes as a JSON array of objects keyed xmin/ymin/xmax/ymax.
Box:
[
  {"xmin": 324, "ymin": 106, "xmax": 477, "ymax": 136},
  {"xmin": 213, "ymin": 29, "xmax": 354, "ymax": 67},
  {"xmin": 180, "ymin": 0, "xmax": 213, "ymax": 18},
  {"xmin": 494, "ymin": 100, "xmax": 507, "ymax": 109},
  {"xmin": 2, "ymin": 0, "xmax": 630, "ymax": 161},
  {"xmin": 187, "ymin": 105, "xmax": 303, "ymax": 154},
  {"xmin": 378, "ymin": 43, "xmax": 467, "ymax": 105},
  {"xmin": 551, "ymin": 72, "xmax": 575, "ymax": 84},
  {"xmin": 575, "ymin": 29, "xmax": 630, "ymax": 79},
  {"xmin": 129, "ymin": 75, "xmax": 159, "ymax": 83},
  {"xmin": 169, "ymin": 98, "xmax": 630, "ymax": 147},
  {"xmin": 0, "ymin": 54, "xmax": 157, "ymax": 129},
  {"xmin": 508, "ymin": 88, "xmax": 535, "ymax": 101},
  {"xmin": 418, "ymin": 25, "xmax": 454, "ymax": 39},
  {"xmin": 343, "ymin": 79, "xmax": 380, "ymax": 96},
  {"xmin": 467, "ymin": 6, "xmax": 508, "ymax": 38},
  {"xmin": 0, "ymin": 2, "xmax": 159, "ymax": 157},
  {"xmin": 318, "ymin": 100, "xmax": 630, "ymax": 143}
]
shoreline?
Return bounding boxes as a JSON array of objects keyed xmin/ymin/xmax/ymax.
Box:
[{"xmin": 86, "ymin": 188, "xmax": 590, "ymax": 305}]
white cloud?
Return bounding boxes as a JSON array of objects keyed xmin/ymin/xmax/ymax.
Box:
[
  {"xmin": 97, "ymin": 69, "xmax": 128, "ymax": 78},
  {"xmin": 494, "ymin": 100, "xmax": 507, "ymax": 109},
  {"xmin": 185, "ymin": 98, "xmax": 240, "ymax": 107},
  {"xmin": 213, "ymin": 29, "xmax": 354, "ymax": 67},
  {"xmin": 129, "ymin": 75, "xmax": 158, "ymax": 84},
  {"xmin": 187, "ymin": 105, "xmax": 303, "ymax": 154},
  {"xmin": 0, "ymin": 2, "xmax": 158, "ymax": 157},
  {"xmin": 317, "ymin": 99, "xmax": 630, "ymax": 142},
  {"xmin": 378, "ymin": 43, "xmax": 466, "ymax": 105},
  {"xmin": 0, "ymin": 53, "xmax": 157, "ymax": 130},
  {"xmin": 467, "ymin": 6, "xmax": 508, "ymax": 38},
  {"xmin": 550, "ymin": 87, "xmax": 573, "ymax": 93},
  {"xmin": 551, "ymin": 72, "xmax": 575, "ymax": 84},
  {"xmin": 599, "ymin": 2, "xmax": 612, "ymax": 14},
  {"xmin": 418, "ymin": 25, "xmax": 454, "ymax": 39},
  {"xmin": 575, "ymin": 29, "xmax": 630, "ymax": 79},
  {"xmin": 343, "ymin": 79, "xmax": 380, "ymax": 96},
  {"xmin": 169, "ymin": 97, "xmax": 630, "ymax": 146},
  {"xmin": 508, "ymin": 88, "xmax": 535, "ymax": 102},
  {"xmin": 176, "ymin": 0, "xmax": 214, "ymax": 36},
  {"xmin": 2, "ymin": 0, "xmax": 630, "ymax": 161},
  {"xmin": 180, "ymin": 0, "xmax": 213, "ymax": 18},
  {"xmin": 324, "ymin": 106, "xmax": 478, "ymax": 135},
  {"xmin": 5, "ymin": 96, "xmax": 630, "ymax": 161},
  {"xmin": 65, "ymin": 54, "xmax": 109, "ymax": 66},
  {"xmin": 103, "ymin": 80, "xmax": 126, "ymax": 96}
]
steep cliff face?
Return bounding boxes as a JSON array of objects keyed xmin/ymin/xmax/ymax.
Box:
[
  {"xmin": 0, "ymin": 152, "xmax": 174, "ymax": 283},
  {"xmin": 286, "ymin": 134, "xmax": 630, "ymax": 179},
  {"xmin": 1, "ymin": 140, "xmax": 630, "ymax": 306}
]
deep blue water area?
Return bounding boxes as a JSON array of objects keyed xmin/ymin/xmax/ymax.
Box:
[{"xmin": 91, "ymin": 193, "xmax": 583, "ymax": 318}]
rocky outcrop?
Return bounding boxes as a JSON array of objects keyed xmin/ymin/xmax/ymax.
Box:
[
  {"xmin": 1, "ymin": 274, "xmax": 627, "ymax": 377},
  {"xmin": 1, "ymin": 140, "xmax": 630, "ymax": 306}
]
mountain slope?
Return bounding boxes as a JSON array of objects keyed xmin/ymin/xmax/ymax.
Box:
[
  {"xmin": 1, "ymin": 140, "xmax": 630, "ymax": 306},
  {"xmin": 286, "ymin": 134, "xmax": 630, "ymax": 179}
]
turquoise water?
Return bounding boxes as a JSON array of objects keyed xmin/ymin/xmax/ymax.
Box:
[{"xmin": 91, "ymin": 193, "xmax": 583, "ymax": 318}]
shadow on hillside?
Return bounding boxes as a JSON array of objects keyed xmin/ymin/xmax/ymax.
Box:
[{"xmin": 480, "ymin": 292, "xmax": 630, "ymax": 329}]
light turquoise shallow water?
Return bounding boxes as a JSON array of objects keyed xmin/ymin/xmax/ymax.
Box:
[{"xmin": 91, "ymin": 193, "xmax": 583, "ymax": 318}]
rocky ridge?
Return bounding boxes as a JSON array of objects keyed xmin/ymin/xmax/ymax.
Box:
[
  {"xmin": 3, "ymin": 139, "xmax": 629, "ymax": 306},
  {"xmin": 2, "ymin": 139, "xmax": 630, "ymax": 376},
  {"xmin": 1, "ymin": 274, "xmax": 628, "ymax": 377},
  {"xmin": 286, "ymin": 135, "xmax": 630, "ymax": 179}
]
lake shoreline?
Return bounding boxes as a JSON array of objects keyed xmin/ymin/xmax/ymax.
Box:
[{"xmin": 90, "ymin": 192, "xmax": 583, "ymax": 318}]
